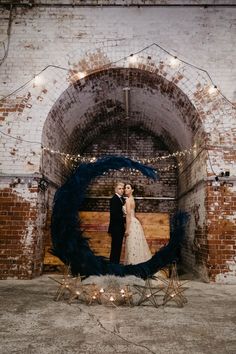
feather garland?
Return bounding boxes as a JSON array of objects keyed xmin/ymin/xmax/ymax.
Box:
[{"xmin": 50, "ymin": 155, "xmax": 188, "ymax": 278}]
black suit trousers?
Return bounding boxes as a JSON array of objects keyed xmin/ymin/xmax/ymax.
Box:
[{"xmin": 109, "ymin": 230, "xmax": 124, "ymax": 264}]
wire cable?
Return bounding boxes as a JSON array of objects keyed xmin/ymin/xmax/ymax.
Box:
[
  {"xmin": 0, "ymin": 129, "xmax": 41, "ymax": 145},
  {"xmin": 0, "ymin": 42, "xmax": 234, "ymax": 106},
  {"xmin": 0, "ymin": 64, "xmax": 68, "ymax": 101},
  {"xmin": 0, "ymin": 3, "xmax": 13, "ymax": 67}
]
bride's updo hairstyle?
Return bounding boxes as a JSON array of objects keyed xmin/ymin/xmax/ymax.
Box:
[{"xmin": 124, "ymin": 183, "xmax": 135, "ymax": 193}]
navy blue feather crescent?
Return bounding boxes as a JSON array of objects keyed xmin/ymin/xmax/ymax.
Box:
[{"xmin": 51, "ymin": 155, "xmax": 188, "ymax": 278}]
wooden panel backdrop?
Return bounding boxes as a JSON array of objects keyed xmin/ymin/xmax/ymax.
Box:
[{"xmin": 44, "ymin": 212, "xmax": 170, "ymax": 267}]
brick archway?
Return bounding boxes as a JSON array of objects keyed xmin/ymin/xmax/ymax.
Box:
[
  {"xmin": 42, "ymin": 67, "xmax": 202, "ymax": 184},
  {"xmin": 41, "ymin": 65, "xmax": 205, "ymax": 277}
]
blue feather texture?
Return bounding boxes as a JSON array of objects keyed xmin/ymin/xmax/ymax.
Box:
[{"xmin": 50, "ymin": 155, "xmax": 189, "ymax": 278}]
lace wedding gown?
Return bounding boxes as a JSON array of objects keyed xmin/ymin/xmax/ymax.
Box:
[{"xmin": 124, "ymin": 206, "xmax": 152, "ymax": 265}]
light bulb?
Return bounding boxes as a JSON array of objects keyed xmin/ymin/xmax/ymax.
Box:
[
  {"xmin": 128, "ymin": 54, "xmax": 137, "ymax": 64},
  {"xmin": 34, "ymin": 74, "xmax": 45, "ymax": 86},
  {"xmin": 76, "ymin": 71, "xmax": 86, "ymax": 80},
  {"xmin": 208, "ymin": 85, "xmax": 218, "ymax": 95},
  {"xmin": 169, "ymin": 56, "xmax": 179, "ymax": 68}
]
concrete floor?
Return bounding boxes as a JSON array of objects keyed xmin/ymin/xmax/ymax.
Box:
[{"xmin": 0, "ymin": 274, "xmax": 236, "ymax": 354}]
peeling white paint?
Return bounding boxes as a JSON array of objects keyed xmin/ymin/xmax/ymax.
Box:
[{"xmin": 20, "ymin": 222, "xmax": 35, "ymax": 255}]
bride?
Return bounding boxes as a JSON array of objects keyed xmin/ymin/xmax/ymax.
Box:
[{"xmin": 123, "ymin": 183, "xmax": 153, "ymax": 265}]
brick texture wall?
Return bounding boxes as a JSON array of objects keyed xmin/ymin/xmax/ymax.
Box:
[
  {"xmin": 0, "ymin": 2, "xmax": 235, "ymax": 282},
  {"xmin": 0, "ymin": 181, "xmax": 45, "ymax": 279}
]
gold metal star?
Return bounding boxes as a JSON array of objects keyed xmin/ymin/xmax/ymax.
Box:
[
  {"xmin": 123, "ymin": 285, "xmax": 134, "ymax": 306},
  {"xmin": 49, "ymin": 266, "xmax": 72, "ymax": 301},
  {"xmin": 133, "ymin": 278, "xmax": 164, "ymax": 308},
  {"xmin": 49, "ymin": 266, "xmax": 86, "ymax": 302},
  {"xmin": 82, "ymin": 284, "xmax": 101, "ymax": 305},
  {"xmin": 67, "ymin": 275, "xmax": 86, "ymax": 304},
  {"xmin": 162, "ymin": 263, "xmax": 188, "ymax": 307}
]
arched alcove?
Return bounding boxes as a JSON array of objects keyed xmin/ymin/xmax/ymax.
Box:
[
  {"xmin": 41, "ymin": 67, "xmax": 206, "ymax": 277},
  {"xmin": 42, "ymin": 68, "xmax": 203, "ymax": 183}
]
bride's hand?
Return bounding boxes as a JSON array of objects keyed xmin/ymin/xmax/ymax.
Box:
[{"xmin": 125, "ymin": 230, "xmax": 129, "ymax": 237}]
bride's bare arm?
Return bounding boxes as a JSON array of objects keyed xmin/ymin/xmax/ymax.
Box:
[{"xmin": 125, "ymin": 199, "xmax": 131, "ymax": 236}]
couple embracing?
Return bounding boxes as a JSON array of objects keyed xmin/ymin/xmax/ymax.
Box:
[{"xmin": 108, "ymin": 182, "xmax": 152, "ymax": 265}]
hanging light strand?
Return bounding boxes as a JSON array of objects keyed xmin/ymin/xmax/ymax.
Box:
[
  {"xmin": 42, "ymin": 144, "xmax": 195, "ymax": 165},
  {"xmin": 0, "ymin": 42, "xmax": 234, "ymax": 106}
]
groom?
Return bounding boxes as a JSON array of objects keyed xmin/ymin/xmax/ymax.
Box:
[{"xmin": 108, "ymin": 182, "xmax": 125, "ymax": 264}]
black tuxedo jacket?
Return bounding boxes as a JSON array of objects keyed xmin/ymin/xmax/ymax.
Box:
[{"xmin": 108, "ymin": 194, "xmax": 125, "ymax": 236}]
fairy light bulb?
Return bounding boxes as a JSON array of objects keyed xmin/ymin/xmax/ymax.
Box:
[
  {"xmin": 208, "ymin": 85, "xmax": 218, "ymax": 95},
  {"xmin": 33, "ymin": 74, "xmax": 45, "ymax": 86},
  {"xmin": 169, "ymin": 56, "xmax": 179, "ymax": 68},
  {"xmin": 128, "ymin": 54, "xmax": 137, "ymax": 64},
  {"xmin": 77, "ymin": 71, "xmax": 86, "ymax": 79}
]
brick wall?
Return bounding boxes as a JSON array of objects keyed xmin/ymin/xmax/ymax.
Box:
[
  {"xmin": 81, "ymin": 128, "xmax": 177, "ymax": 212},
  {"xmin": 207, "ymin": 183, "xmax": 236, "ymax": 282},
  {"xmin": 0, "ymin": 180, "xmax": 44, "ymax": 279},
  {"xmin": 0, "ymin": 2, "xmax": 235, "ymax": 281}
]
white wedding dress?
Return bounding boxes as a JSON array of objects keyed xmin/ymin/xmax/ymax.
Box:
[{"xmin": 124, "ymin": 205, "xmax": 152, "ymax": 265}]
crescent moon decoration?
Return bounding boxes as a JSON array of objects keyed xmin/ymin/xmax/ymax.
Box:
[{"xmin": 51, "ymin": 155, "xmax": 189, "ymax": 278}]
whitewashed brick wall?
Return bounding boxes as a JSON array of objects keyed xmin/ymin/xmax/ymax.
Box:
[
  {"xmin": 0, "ymin": 4, "xmax": 235, "ymax": 173},
  {"xmin": 0, "ymin": 1, "xmax": 235, "ymax": 281},
  {"xmin": 0, "ymin": 5, "xmax": 236, "ymax": 100}
]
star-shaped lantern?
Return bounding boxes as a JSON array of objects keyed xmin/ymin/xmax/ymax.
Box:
[
  {"xmin": 162, "ymin": 263, "xmax": 188, "ymax": 307},
  {"xmin": 133, "ymin": 278, "xmax": 164, "ymax": 308}
]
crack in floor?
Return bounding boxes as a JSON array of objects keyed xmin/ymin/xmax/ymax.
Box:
[{"xmin": 80, "ymin": 306, "xmax": 157, "ymax": 354}]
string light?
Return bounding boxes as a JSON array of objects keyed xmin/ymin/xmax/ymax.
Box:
[
  {"xmin": 41, "ymin": 145, "xmax": 195, "ymax": 165},
  {"xmin": 10, "ymin": 138, "xmax": 193, "ymax": 176},
  {"xmin": 0, "ymin": 42, "xmax": 234, "ymax": 106},
  {"xmin": 40, "ymin": 144, "xmax": 196, "ymax": 173},
  {"xmin": 0, "ymin": 43, "xmax": 233, "ymax": 180}
]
